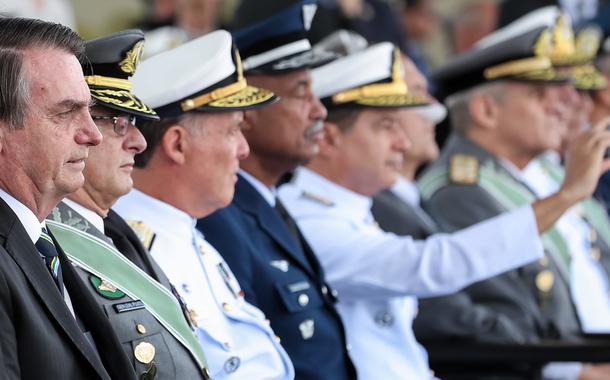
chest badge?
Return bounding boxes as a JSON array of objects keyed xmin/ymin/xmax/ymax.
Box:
[
  {"xmin": 89, "ymin": 275, "xmax": 125, "ymax": 300},
  {"xmin": 270, "ymin": 260, "xmax": 289, "ymax": 273},
  {"xmin": 299, "ymin": 319, "xmax": 315, "ymax": 340}
]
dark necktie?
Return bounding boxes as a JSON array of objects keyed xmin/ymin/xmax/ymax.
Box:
[{"xmin": 36, "ymin": 227, "xmax": 64, "ymax": 295}]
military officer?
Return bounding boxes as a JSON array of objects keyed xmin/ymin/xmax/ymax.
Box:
[
  {"xmin": 45, "ymin": 29, "xmax": 212, "ymax": 379},
  {"xmin": 371, "ymin": 53, "xmax": 445, "ymax": 238},
  {"xmin": 113, "ymin": 30, "xmax": 295, "ymax": 379},
  {"xmin": 197, "ymin": 3, "xmax": 358, "ymax": 380},
  {"xmin": 414, "ymin": 10, "xmax": 610, "ymax": 380},
  {"xmin": 277, "ymin": 29, "xmax": 610, "ymax": 379},
  {"xmin": 591, "ymin": 33, "xmax": 610, "ymax": 214},
  {"xmin": 521, "ymin": 24, "xmax": 610, "ymax": 335}
]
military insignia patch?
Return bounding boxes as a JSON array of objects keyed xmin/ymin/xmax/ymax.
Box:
[
  {"xmin": 299, "ymin": 319, "xmax": 315, "ymax": 340},
  {"xmin": 449, "ymin": 155, "xmax": 479, "ymax": 184},
  {"xmin": 270, "ymin": 260, "xmax": 289, "ymax": 273},
  {"xmin": 89, "ymin": 275, "xmax": 125, "ymax": 299},
  {"xmin": 126, "ymin": 220, "xmax": 156, "ymax": 250}
]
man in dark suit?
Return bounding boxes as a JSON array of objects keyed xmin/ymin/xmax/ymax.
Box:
[
  {"xmin": 197, "ymin": 2, "xmax": 357, "ymax": 379},
  {"xmin": 0, "ymin": 18, "xmax": 136, "ymax": 380}
]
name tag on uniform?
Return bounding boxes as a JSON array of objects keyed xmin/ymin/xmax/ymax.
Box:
[
  {"xmin": 113, "ymin": 300, "xmax": 146, "ymax": 313},
  {"xmin": 287, "ymin": 281, "xmax": 310, "ymax": 293}
]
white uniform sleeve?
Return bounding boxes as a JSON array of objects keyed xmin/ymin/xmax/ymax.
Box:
[{"xmin": 297, "ymin": 205, "xmax": 544, "ymax": 300}]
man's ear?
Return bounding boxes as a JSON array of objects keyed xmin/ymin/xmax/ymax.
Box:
[
  {"xmin": 160, "ymin": 124, "xmax": 188, "ymax": 165},
  {"xmin": 241, "ymin": 109, "xmax": 257, "ymax": 135},
  {"xmin": 317, "ymin": 121, "xmax": 342, "ymax": 158},
  {"xmin": 596, "ymin": 85, "xmax": 610, "ymax": 109},
  {"xmin": 468, "ymin": 92, "xmax": 499, "ymax": 130}
]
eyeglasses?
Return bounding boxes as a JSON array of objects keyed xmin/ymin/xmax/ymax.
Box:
[{"xmin": 91, "ymin": 114, "xmax": 136, "ymax": 136}]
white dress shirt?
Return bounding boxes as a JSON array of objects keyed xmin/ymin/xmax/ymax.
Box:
[
  {"xmin": 115, "ymin": 189, "xmax": 294, "ymax": 380},
  {"xmin": 278, "ymin": 167, "xmax": 544, "ymax": 380}
]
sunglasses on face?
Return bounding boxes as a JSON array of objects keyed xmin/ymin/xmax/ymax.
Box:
[{"xmin": 91, "ymin": 114, "xmax": 136, "ymax": 136}]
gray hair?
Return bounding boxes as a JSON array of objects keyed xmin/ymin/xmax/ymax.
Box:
[
  {"xmin": 445, "ymin": 81, "xmax": 506, "ymax": 134},
  {"xmin": 0, "ymin": 17, "xmax": 84, "ymax": 130}
]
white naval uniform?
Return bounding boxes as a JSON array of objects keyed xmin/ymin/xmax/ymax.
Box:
[
  {"xmin": 278, "ymin": 167, "xmax": 545, "ymax": 380},
  {"xmin": 114, "ymin": 189, "xmax": 294, "ymax": 380},
  {"xmin": 523, "ymin": 158, "xmax": 610, "ymax": 333}
]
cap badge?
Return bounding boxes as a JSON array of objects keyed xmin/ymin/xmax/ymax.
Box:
[{"xmin": 120, "ymin": 40, "xmax": 144, "ymax": 75}]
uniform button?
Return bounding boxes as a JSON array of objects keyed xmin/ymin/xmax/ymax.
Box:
[
  {"xmin": 275, "ymin": 335, "xmax": 281, "ymax": 343},
  {"xmin": 331, "ymin": 289, "xmax": 339, "ymax": 298},
  {"xmin": 298, "ymin": 293, "xmax": 310, "ymax": 307},
  {"xmin": 224, "ymin": 356, "xmax": 240, "ymax": 374},
  {"xmin": 222, "ymin": 302, "xmax": 232, "ymax": 312},
  {"xmin": 223, "ymin": 342, "xmax": 232, "ymax": 350},
  {"xmin": 265, "ymin": 319, "xmax": 271, "ymax": 326},
  {"xmin": 346, "ymin": 344, "xmax": 352, "ymax": 351},
  {"xmin": 321, "ymin": 285, "xmax": 328, "ymax": 295},
  {"xmin": 136, "ymin": 324, "xmax": 147, "ymax": 334}
]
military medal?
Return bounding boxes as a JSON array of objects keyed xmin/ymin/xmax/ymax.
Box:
[{"xmin": 134, "ymin": 341, "xmax": 156, "ymax": 364}]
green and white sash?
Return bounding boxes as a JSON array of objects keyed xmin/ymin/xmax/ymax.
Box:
[
  {"xmin": 420, "ymin": 161, "xmax": 571, "ymax": 277},
  {"xmin": 46, "ymin": 220, "xmax": 208, "ymax": 371}
]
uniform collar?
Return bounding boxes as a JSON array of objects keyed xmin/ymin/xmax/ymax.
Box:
[
  {"xmin": 292, "ymin": 167, "xmax": 373, "ymax": 222},
  {"xmin": 0, "ymin": 188, "xmax": 43, "ymax": 244},
  {"xmin": 116, "ymin": 188, "xmax": 195, "ymax": 238},
  {"xmin": 239, "ymin": 169, "xmax": 278, "ymax": 207},
  {"xmin": 62, "ymin": 198, "xmax": 105, "ymax": 234},
  {"xmin": 390, "ymin": 176, "xmax": 420, "ymax": 207}
]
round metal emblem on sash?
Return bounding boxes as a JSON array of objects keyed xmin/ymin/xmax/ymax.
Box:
[
  {"xmin": 536, "ymin": 270, "xmax": 555, "ymax": 293},
  {"xmin": 134, "ymin": 341, "xmax": 156, "ymax": 364}
]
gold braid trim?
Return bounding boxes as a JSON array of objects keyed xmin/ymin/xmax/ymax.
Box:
[{"xmin": 85, "ymin": 75, "xmax": 132, "ymax": 90}]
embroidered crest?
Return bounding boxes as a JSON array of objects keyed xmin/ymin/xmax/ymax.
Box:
[
  {"xmin": 119, "ymin": 40, "xmax": 144, "ymax": 75},
  {"xmin": 89, "ymin": 275, "xmax": 125, "ymax": 299}
]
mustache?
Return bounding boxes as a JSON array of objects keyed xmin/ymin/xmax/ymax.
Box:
[{"xmin": 304, "ymin": 119, "xmax": 325, "ymax": 139}]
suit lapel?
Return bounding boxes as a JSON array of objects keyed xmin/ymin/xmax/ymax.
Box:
[
  {"xmin": 0, "ymin": 200, "xmax": 112, "ymax": 380},
  {"xmin": 233, "ymin": 175, "xmax": 315, "ymax": 275}
]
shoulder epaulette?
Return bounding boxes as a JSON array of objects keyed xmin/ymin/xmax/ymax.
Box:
[
  {"xmin": 126, "ymin": 220, "xmax": 156, "ymax": 250},
  {"xmin": 301, "ymin": 191, "xmax": 335, "ymax": 207},
  {"xmin": 449, "ymin": 154, "xmax": 479, "ymax": 184}
]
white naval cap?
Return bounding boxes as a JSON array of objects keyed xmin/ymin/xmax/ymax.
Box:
[
  {"xmin": 312, "ymin": 42, "xmax": 429, "ymax": 110},
  {"xmin": 476, "ymin": 6, "xmax": 562, "ymax": 50},
  {"xmin": 132, "ymin": 29, "xmax": 277, "ymax": 118}
]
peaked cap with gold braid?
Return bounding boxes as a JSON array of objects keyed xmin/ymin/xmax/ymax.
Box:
[
  {"xmin": 83, "ymin": 29, "xmax": 159, "ymax": 120},
  {"xmin": 433, "ymin": 21, "xmax": 573, "ymax": 99},
  {"xmin": 566, "ymin": 25, "xmax": 608, "ymax": 91},
  {"xmin": 131, "ymin": 30, "xmax": 278, "ymax": 118},
  {"xmin": 312, "ymin": 42, "xmax": 429, "ymax": 110}
]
